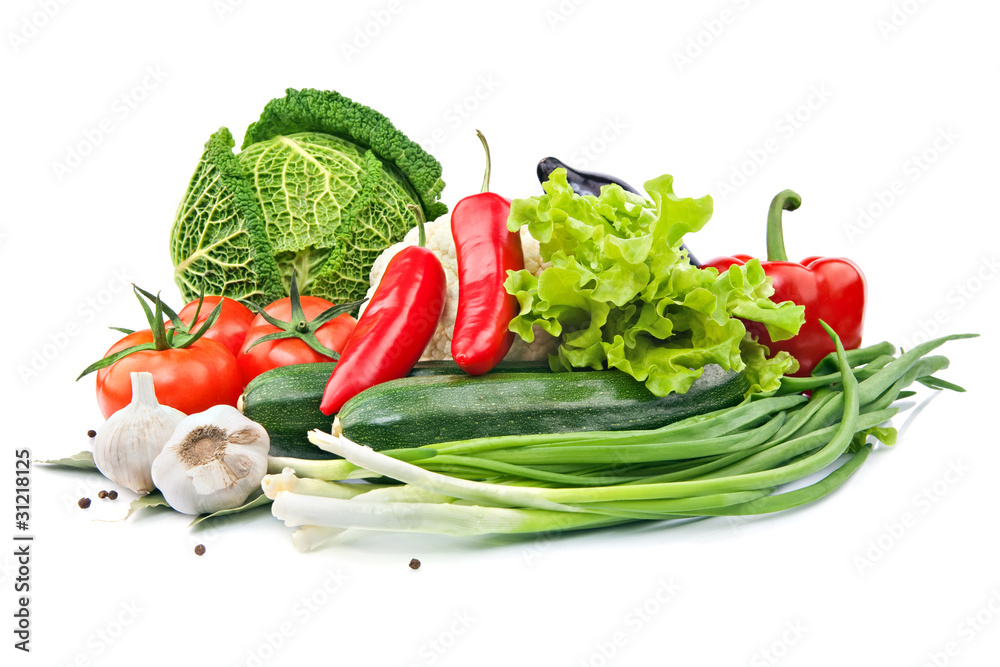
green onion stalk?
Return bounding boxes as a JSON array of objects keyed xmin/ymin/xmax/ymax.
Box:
[{"xmin": 266, "ymin": 327, "xmax": 974, "ymax": 549}]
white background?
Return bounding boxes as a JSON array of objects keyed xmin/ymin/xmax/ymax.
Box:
[{"xmin": 3, "ymin": 1, "xmax": 999, "ymax": 665}]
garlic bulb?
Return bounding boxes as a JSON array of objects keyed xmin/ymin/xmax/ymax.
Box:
[
  {"xmin": 93, "ymin": 372, "xmax": 186, "ymax": 495},
  {"xmin": 151, "ymin": 405, "xmax": 269, "ymax": 515}
]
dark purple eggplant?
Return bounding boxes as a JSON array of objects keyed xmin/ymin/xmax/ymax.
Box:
[{"xmin": 536, "ymin": 157, "xmax": 700, "ymax": 266}]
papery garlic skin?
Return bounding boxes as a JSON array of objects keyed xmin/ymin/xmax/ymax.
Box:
[
  {"xmin": 93, "ymin": 372, "xmax": 185, "ymax": 495},
  {"xmin": 151, "ymin": 405, "xmax": 269, "ymax": 515}
]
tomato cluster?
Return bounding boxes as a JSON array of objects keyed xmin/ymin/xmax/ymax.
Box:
[{"xmin": 91, "ymin": 292, "xmax": 356, "ymax": 419}]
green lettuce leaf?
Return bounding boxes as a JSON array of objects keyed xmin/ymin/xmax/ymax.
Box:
[
  {"xmin": 740, "ymin": 336, "xmax": 800, "ymax": 395},
  {"xmin": 504, "ymin": 169, "xmax": 804, "ymax": 396},
  {"xmin": 850, "ymin": 424, "xmax": 898, "ymax": 452}
]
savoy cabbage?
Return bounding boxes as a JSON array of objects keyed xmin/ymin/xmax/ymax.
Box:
[{"xmin": 169, "ymin": 88, "xmax": 446, "ymax": 306}]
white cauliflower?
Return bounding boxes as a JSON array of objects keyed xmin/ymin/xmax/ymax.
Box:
[{"xmin": 361, "ymin": 212, "xmax": 558, "ymax": 362}]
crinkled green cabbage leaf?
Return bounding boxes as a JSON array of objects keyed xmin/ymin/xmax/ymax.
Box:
[
  {"xmin": 170, "ymin": 88, "xmax": 446, "ymax": 307},
  {"xmin": 504, "ymin": 169, "xmax": 804, "ymax": 396}
]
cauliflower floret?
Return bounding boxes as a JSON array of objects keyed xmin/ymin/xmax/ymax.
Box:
[{"xmin": 362, "ymin": 212, "xmax": 558, "ymax": 362}]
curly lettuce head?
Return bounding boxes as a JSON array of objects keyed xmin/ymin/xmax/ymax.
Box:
[
  {"xmin": 504, "ymin": 169, "xmax": 804, "ymax": 396},
  {"xmin": 169, "ymin": 88, "xmax": 446, "ymax": 307}
]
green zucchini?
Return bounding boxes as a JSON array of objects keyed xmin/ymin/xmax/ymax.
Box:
[
  {"xmin": 338, "ymin": 366, "xmax": 749, "ymax": 452},
  {"xmin": 242, "ymin": 360, "xmax": 551, "ymax": 459}
]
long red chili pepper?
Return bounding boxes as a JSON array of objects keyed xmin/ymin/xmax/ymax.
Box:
[
  {"xmin": 319, "ymin": 211, "xmax": 446, "ymax": 415},
  {"xmin": 450, "ymin": 130, "xmax": 524, "ymax": 375},
  {"xmin": 701, "ymin": 190, "xmax": 867, "ymax": 376}
]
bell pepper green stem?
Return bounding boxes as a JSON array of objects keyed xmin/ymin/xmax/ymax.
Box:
[{"xmin": 766, "ymin": 189, "xmax": 802, "ymax": 262}]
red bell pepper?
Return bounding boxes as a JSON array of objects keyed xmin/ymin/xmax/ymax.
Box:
[
  {"xmin": 319, "ymin": 211, "xmax": 446, "ymax": 415},
  {"xmin": 450, "ymin": 131, "xmax": 525, "ymax": 375},
  {"xmin": 701, "ymin": 190, "xmax": 866, "ymax": 376}
]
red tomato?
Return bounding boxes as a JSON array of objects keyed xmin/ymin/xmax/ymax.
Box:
[
  {"xmin": 237, "ymin": 296, "xmax": 356, "ymax": 385},
  {"xmin": 175, "ymin": 296, "xmax": 255, "ymax": 356},
  {"xmin": 95, "ymin": 330, "xmax": 243, "ymax": 419}
]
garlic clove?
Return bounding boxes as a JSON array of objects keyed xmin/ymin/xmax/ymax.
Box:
[
  {"xmin": 151, "ymin": 405, "xmax": 269, "ymax": 515},
  {"xmin": 93, "ymin": 372, "xmax": 185, "ymax": 495}
]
